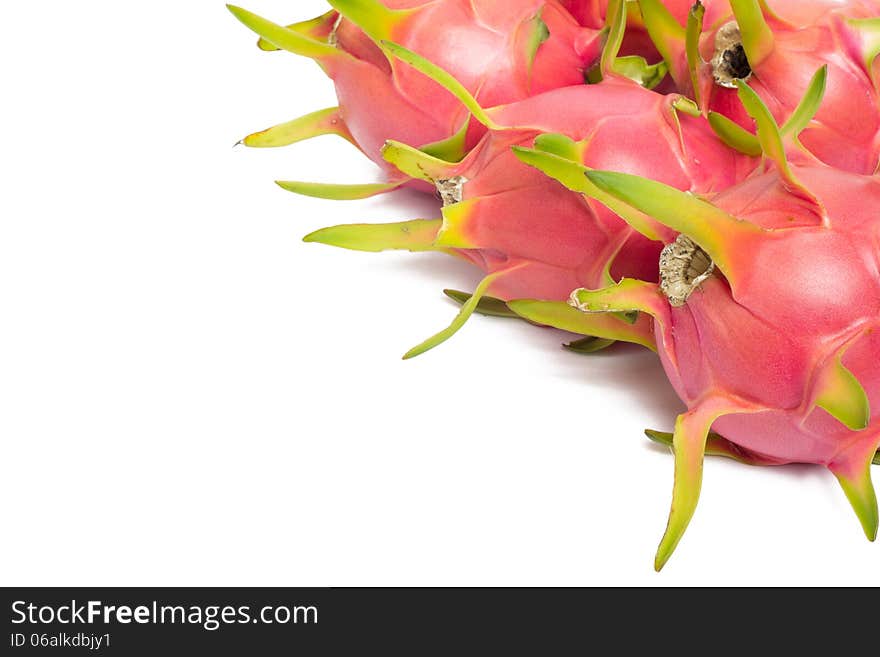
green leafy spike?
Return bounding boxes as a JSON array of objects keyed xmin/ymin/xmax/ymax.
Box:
[
  {"xmin": 403, "ymin": 271, "xmax": 509, "ymax": 359},
  {"xmin": 303, "ymin": 219, "xmax": 441, "ymax": 252},
  {"xmin": 831, "ymin": 455, "xmax": 879, "ymax": 541},
  {"xmin": 654, "ymin": 410, "xmax": 709, "ymax": 571},
  {"xmin": 533, "ymin": 133, "xmax": 582, "ymax": 160},
  {"xmin": 645, "ymin": 429, "xmax": 784, "ymax": 466},
  {"xmin": 381, "ymin": 140, "xmax": 456, "ymax": 182},
  {"xmin": 513, "ymin": 147, "xmax": 598, "ymax": 192},
  {"xmin": 708, "ymin": 111, "xmax": 761, "ymax": 156},
  {"xmin": 420, "ymin": 119, "xmax": 470, "ymax": 162},
  {"xmin": 686, "ymin": 1, "xmax": 706, "ymax": 107},
  {"xmin": 524, "ymin": 10, "xmax": 550, "ymax": 81},
  {"xmin": 638, "ymin": 0, "xmax": 687, "ymax": 85},
  {"xmin": 736, "ymin": 81, "xmax": 827, "ymax": 213},
  {"xmin": 729, "ymin": 0, "xmax": 775, "ymax": 67},
  {"xmin": 275, "ymin": 180, "xmax": 404, "ymax": 200},
  {"xmin": 780, "ymin": 66, "xmax": 828, "ymax": 138},
  {"xmin": 596, "ymin": 3, "xmax": 670, "ymax": 88},
  {"xmin": 600, "ymin": 0, "xmax": 627, "ymax": 78},
  {"xmin": 873, "ymin": 449, "xmax": 880, "ymax": 467},
  {"xmin": 814, "ymin": 357, "xmax": 870, "ymax": 431},
  {"xmin": 326, "ymin": 0, "xmax": 417, "ymax": 42},
  {"xmin": 257, "ymin": 12, "xmax": 337, "ymax": 51},
  {"xmin": 612, "ymin": 56, "xmax": 669, "ymax": 89},
  {"xmin": 840, "ymin": 475, "xmax": 879, "ymax": 540},
  {"xmin": 511, "ymin": 147, "xmax": 668, "ymax": 242},
  {"xmin": 654, "ymin": 400, "xmax": 754, "ymax": 571},
  {"xmin": 381, "ymin": 41, "xmax": 499, "ymax": 129},
  {"xmin": 672, "ymin": 96, "xmax": 701, "ymax": 117},
  {"xmin": 241, "ymin": 108, "xmax": 355, "ymax": 149},
  {"xmin": 564, "ymin": 337, "xmax": 616, "ymax": 354},
  {"xmin": 506, "ymin": 298, "xmax": 656, "ymax": 351},
  {"xmin": 583, "ymin": 170, "xmax": 763, "ymax": 284},
  {"xmin": 653, "ymin": 398, "xmax": 762, "ymax": 570},
  {"xmin": 227, "ymin": 5, "xmax": 340, "ymax": 63},
  {"xmin": 645, "ymin": 429, "xmax": 675, "ymax": 449},
  {"xmin": 570, "ymin": 278, "xmax": 665, "ymax": 316},
  {"xmin": 735, "ymin": 80, "xmax": 814, "ymax": 198},
  {"xmin": 443, "ymin": 289, "xmax": 518, "ymax": 318}
]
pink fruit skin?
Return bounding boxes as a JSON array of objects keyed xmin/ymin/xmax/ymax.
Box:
[
  {"xmin": 319, "ymin": 1, "xmax": 604, "ymax": 177},
  {"xmin": 412, "ymin": 78, "xmax": 756, "ymax": 301},
  {"xmin": 653, "ymin": 166, "xmax": 880, "ymax": 468},
  {"xmin": 660, "ymin": 0, "xmax": 880, "ymax": 174}
]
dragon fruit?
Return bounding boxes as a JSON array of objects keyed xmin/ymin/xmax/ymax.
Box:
[
  {"xmin": 295, "ymin": 7, "xmax": 754, "ymax": 358},
  {"xmin": 518, "ymin": 78, "xmax": 880, "ymax": 569},
  {"xmin": 227, "ymin": 0, "xmax": 607, "ymax": 197},
  {"xmin": 226, "ymin": 0, "xmax": 880, "ymax": 572},
  {"xmin": 638, "ymin": 0, "xmax": 880, "ymax": 174}
]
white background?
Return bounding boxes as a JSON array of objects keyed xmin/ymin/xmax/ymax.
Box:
[{"xmin": 2, "ymin": 0, "xmax": 878, "ymax": 586}]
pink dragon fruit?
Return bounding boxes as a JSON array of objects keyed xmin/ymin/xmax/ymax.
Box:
[
  {"xmin": 227, "ymin": 0, "xmax": 606, "ymax": 197},
  {"xmin": 638, "ymin": 0, "xmax": 880, "ymax": 174},
  {"xmin": 295, "ymin": 8, "xmax": 754, "ymax": 358},
  {"xmin": 518, "ymin": 78, "xmax": 880, "ymax": 569}
]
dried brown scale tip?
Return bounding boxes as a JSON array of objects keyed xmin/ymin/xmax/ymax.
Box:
[
  {"xmin": 659, "ymin": 234, "xmax": 715, "ymax": 307},
  {"xmin": 436, "ymin": 176, "xmax": 467, "ymax": 206},
  {"xmin": 711, "ymin": 22, "xmax": 752, "ymax": 88}
]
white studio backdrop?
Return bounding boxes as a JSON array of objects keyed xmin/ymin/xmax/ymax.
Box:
[{"xmin": 1, "ymin": 1, "xmax": 878, "ymax": 586}]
